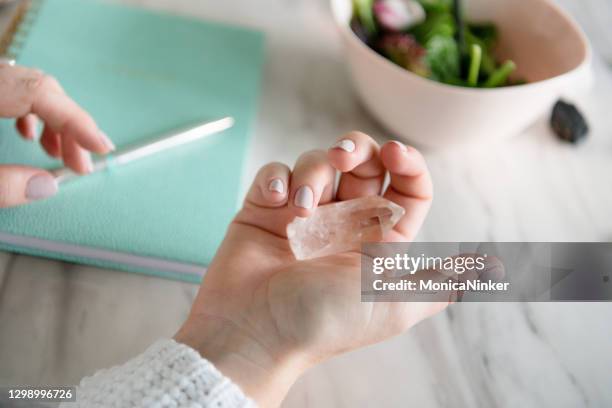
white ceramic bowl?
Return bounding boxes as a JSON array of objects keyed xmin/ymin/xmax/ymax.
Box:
[{"xmin": 331, "ymin": 0, "xmax": 592, "ymax": 148}]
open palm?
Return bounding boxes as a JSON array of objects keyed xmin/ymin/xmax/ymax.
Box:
[{"xmin": 176, "ymin": 132, "xmax": 447, "ymax": 406}]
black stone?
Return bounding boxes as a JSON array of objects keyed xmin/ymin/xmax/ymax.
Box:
[{"xmin": 550, "ymin": 100, "xmax": 589, "ymax": 144}]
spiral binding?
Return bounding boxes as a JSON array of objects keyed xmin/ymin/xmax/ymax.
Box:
[{"xmin": 0, "ymin": 0, "xmax": 44, "ymax": 61}]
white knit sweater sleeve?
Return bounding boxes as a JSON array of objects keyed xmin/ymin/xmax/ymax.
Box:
[{"xmin": 62, "ymin": 339, "xmax": 256, "ymax": 408}]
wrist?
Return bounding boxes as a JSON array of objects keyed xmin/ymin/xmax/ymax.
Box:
[{"xmin": 175, "ymin": 315, "xmax": 307, "ymax": 407}]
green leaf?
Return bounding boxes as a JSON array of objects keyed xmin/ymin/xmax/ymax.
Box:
[
  {"xmin": 416, "ymin": 0, "xmax": 453, "ymax": 13},
  {"xmin": 353, "ymin": 0, "xmax": 377, "ymax": 35},
  {"xmin": 452, "ymin": 0, "xmax": 467, "ymax": 56},
  {"xmin": 468, "ymin": 23, "xmax": 498, "ymax": 48},
  {"xmin": 484, "ymin": 60, "xmax": 516, "ymax": 87},
  {"xmin": 425, "ymin": 35, "xmax": 460, "ymax": 83},
  {"xmin": 467, "ymin": 43, "xmax": 482, "ymax": 86},
  {"xmin": 410, "ymin": 11, "xmax": 456, "ymax": 44},
  {"xmin": 465, "ymin": 29, "xmax": 496, "ymax": 75}
]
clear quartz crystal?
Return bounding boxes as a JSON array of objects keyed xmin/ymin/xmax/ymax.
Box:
[{"xmin": 287, "ymin": 196, "xmax": 405, "ymax": 260}]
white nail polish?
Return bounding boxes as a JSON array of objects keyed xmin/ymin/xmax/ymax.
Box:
[
  {"xmin": 26, "ymin": 174, "xmax": 58, "ymax": 200},
  {"xmin": 99, "ymin": 130, "xmax": 116, "ymax": 151},
  {"xmin": 85, "ymin": 158, "xmax": 94, "ymax": 173},
  {"xmin": 0, "ymin": 58, "xmax": 16, "ymax": 66},
  {"xmin": 333, "ymin": 139, "xmax": 356, "ymax": 153},
  {"xmin": 268, "ymin": 178, "xmax": 284, "ymax": 194},
  {"xmin": 390, "ymin": 140, "xmax": 407, "ymax": 151},
  {"xmin": 294, "ymin": 186, "xmax": 314, "ymax": 209}
]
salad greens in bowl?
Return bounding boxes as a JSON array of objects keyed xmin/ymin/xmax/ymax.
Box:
[
  {"xmin": 352, "ymin": 0, "xmax": 523, "ymax": 88},
  {"xmin": 331, "ymin": 0, "xmax": 591, "ymax": 148}
]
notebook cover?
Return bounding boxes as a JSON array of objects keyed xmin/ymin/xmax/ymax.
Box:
[{"xmin": 0, "ymin": 0, "xmax": 265, "ymax": 282}]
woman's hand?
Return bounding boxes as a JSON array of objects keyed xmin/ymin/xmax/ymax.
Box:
[
  {"xmin": 0, "ymin": 61, "xmax": 114, "ymax": 207},
  {"xmin": 175, "ymin": 132, "xmax": 449, "ymax": 407}
]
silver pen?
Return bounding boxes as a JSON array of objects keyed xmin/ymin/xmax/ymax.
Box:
[{"xmin": 52, "ymin": 116, "xmax": 234, "ymax": 184}]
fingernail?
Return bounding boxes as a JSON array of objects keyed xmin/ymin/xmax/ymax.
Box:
[
  {"xmin": 84, "ymin": 157, "xmax": 94, "ymax": 174},
  {"xmin": 26, "ymin": 174, "xmax": 58, "ymax": 201},
  {"xmin": 294, "ymin": 186, "xmax": 314, "ymax": 209},
  {"xmin": 268, "ymin": 178, "xmax": 284, "ymax": 194},
  {"xmin": 99, "ymin": 130, "xmax": 116, "ymax": 151},
  {"xmin": 390, "ymin": 140, "xmax": 407, "ymax": 151},
  {"xmin": 332, "ymin": 139, "xmax": 356, "ymax": 153},
  {"xmin": 0, "ymin": 58, "xmax": 16, "ymax": 66}
]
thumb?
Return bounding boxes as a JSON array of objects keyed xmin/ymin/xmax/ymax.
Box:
[{"xmin": 0, "ymin": 165, "xmax": 58, "ymax": 208}]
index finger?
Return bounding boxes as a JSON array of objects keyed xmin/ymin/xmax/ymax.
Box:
[
  {"xmin": 328, "ymin": 131, "xmax": 386, "ymax": 200},
  {"xmin": 31, "ymin": 76, "xmax": 115, "ymax": 153},
  {"xmin": 380, "ymin": 141, "xmax": 433, "ymax": 241},
  {"xmin": 0, "ymin": 65, "xmax": 114, "ymax": 154}
]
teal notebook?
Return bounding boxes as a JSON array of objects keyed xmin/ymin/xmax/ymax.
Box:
[{"xmin": 0, "ymin": 0, "xmax": 265, "ymax": 282}]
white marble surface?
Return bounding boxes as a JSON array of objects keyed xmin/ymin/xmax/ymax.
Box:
[{"xmin": 1, "ymin": 0, "xmax": 612, "ymax": 406}]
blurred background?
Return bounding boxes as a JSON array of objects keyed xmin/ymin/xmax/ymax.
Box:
[{"xmin": 1, "ymin": 0, "xmax": 611, "ymax": 407}]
